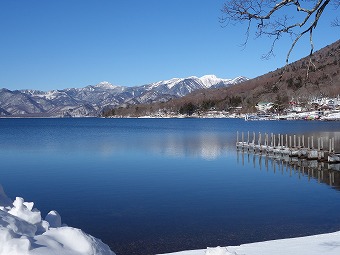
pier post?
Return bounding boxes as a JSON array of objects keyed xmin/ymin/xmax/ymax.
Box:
[
  {"xmin": 289, "ymin": 136, "xmax": 292, "ymax": 148},
  {"xmin": 308, "ymin": 137, "xmax": 310, "ymax": 149},
  {"xmin": 311, "ymin": 136, "xmax": 314, "ymax": 149},
  {"xmin": 302, "ymin": 135, "xmax": 305, "ymax": 148},
  {"xmin": 294, "ymin": 135, "xmax": 296, "ymax": 148}
]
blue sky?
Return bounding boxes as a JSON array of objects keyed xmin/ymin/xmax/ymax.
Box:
[{"xmin": 0, "ymin": 0, "xmax": 339, "ymax": 91}]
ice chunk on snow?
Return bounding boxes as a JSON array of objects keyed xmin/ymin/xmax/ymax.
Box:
[
  {"xmin": 8, "ymin": 197, "xmax": 41, "ymax": 225},
  {"xmin": 23, "ymin": 202, "xmax": 34, "ymax": 211},
  {"xmin": 45, "ymin": 210, "xmax": 61, "ymax": 228}
]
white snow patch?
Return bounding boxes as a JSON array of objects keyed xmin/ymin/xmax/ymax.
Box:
[{"xmin": 0, "ymin": 185, "xmax": 115, "ymax": 255}]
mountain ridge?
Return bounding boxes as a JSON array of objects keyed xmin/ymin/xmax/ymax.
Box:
[{"xmin": 0, "ymin": 75, "xmax": 248, "ymax": 117}]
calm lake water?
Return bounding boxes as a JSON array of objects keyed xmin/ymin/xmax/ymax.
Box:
[{"xmin": 1, "ymin": 118, "xmax": 340, "ymax": 255}]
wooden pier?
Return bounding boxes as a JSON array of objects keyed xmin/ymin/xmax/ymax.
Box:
[{"xmin": 236, "ymin": 131, "xmax": 340, "ymax": 164}]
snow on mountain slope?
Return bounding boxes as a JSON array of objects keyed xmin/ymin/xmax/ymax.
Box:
[
  {"xmin": 145, "ymin": 75, "xmax": 248, "ymax": 91},
  {"xmin": 94, "ymin": 81, "xmax": 120, "ymax": 90},
  {"xmin": 231, "ymin": 76, "xmax": 249, "ymax": 84},
  {"xmin": 147, "ymin": 78, "xmax": 183, "ymax": 90},
  {"xmin": 199, "ymin": 75, "xmax": 230, "ymax": 88}
]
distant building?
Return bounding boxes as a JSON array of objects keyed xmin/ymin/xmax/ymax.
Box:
[{"xmin": 310, "ymin": 96, "xmax": 340, "ymax": 109}]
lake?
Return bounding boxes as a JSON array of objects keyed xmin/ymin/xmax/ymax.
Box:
[{"xmin": 1, "ymin": 118, "xmax": 340, "ymax": 255}]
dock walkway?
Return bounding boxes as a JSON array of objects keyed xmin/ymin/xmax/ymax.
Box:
[{"xmin": 236, "ymin": 131, "xmax": 340, "ymax": 164}]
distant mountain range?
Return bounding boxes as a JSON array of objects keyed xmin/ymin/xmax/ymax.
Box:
[{"xmin": 0, "ymin": 75, "xmax": 248, "ymax": 117}]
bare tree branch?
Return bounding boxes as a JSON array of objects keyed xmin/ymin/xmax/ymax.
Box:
[
  {"xmin": 221, "ymin": 0, "xmax": 338, "ymax": 64},
  {"xmin": 332, "ymin": 17, "xmax": 340, "ymax": 26},
  {"xmin": 332, "ymin": 0, "xmax": 340, "ymax": 26}
]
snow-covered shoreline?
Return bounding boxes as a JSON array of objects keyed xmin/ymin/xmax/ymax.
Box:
[
  {"xmin": 159, "ymin": 230, "xmax": 340, "ymax": 255},
  {"xmin": 1, "ymin": 185, "xmax": 339, "ymax": 255}
]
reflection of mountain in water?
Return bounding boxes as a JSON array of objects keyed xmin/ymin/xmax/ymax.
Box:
[
  {"xmin": 132, "ymin": 133, "xmax": 229, "ymax": 160},
  {"xmin": 237, "ymin": 151, "xmax": 340, "ymax": 190},
  {"xmin": 96, "ymin": 132, "xmax": 231, "ymax": 160}
]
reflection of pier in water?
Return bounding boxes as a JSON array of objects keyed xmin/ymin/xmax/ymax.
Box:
[{"xmin": 236, "ymin": 150, "xmax": 340, "ymax": 190}]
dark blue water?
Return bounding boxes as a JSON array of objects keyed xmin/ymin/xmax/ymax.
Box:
[{"xmin": 1, "ymin": 118, "xmax": 340, "ymax": 255}]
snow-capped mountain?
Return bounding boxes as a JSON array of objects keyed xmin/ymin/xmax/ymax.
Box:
[
  {"xmin": 141, "ymin": 75, "xmax": 248, "ymax": 97},
  {"xmin": 0, "ymin": 75, "xmax": 248, "ymax": 117},
  {"xmin": 199, "ymin": 75, "xmax": 231, "ymax": 88},
  {"xmin": 199, "ymin": 75, "xmax": 248, "ymax": 89},
  {"xmin": 93, "ymin": 81, "xmax": 119, "ymax": 90}
]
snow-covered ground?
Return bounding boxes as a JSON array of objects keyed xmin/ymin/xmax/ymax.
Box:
[
  {"xmin": 159, "ymin": 231, "xmax": 340, "ymax": 255},
  {"xmin": 1, "ymin": 184, "xmax": 340, "ymax": 255}
]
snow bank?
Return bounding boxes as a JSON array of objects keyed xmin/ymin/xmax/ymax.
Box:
[
  {"xmin": 159, "ymin": 231, "xmax": 340, "ymax": 255},
  {"xmin": 0, "ymin": 185, "xmax": 115, "ymax": 255}
]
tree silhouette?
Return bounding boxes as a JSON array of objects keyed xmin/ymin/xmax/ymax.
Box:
[{"xmin": 221, "ymin": 0, "xmax": 340, "ymax": 64}]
